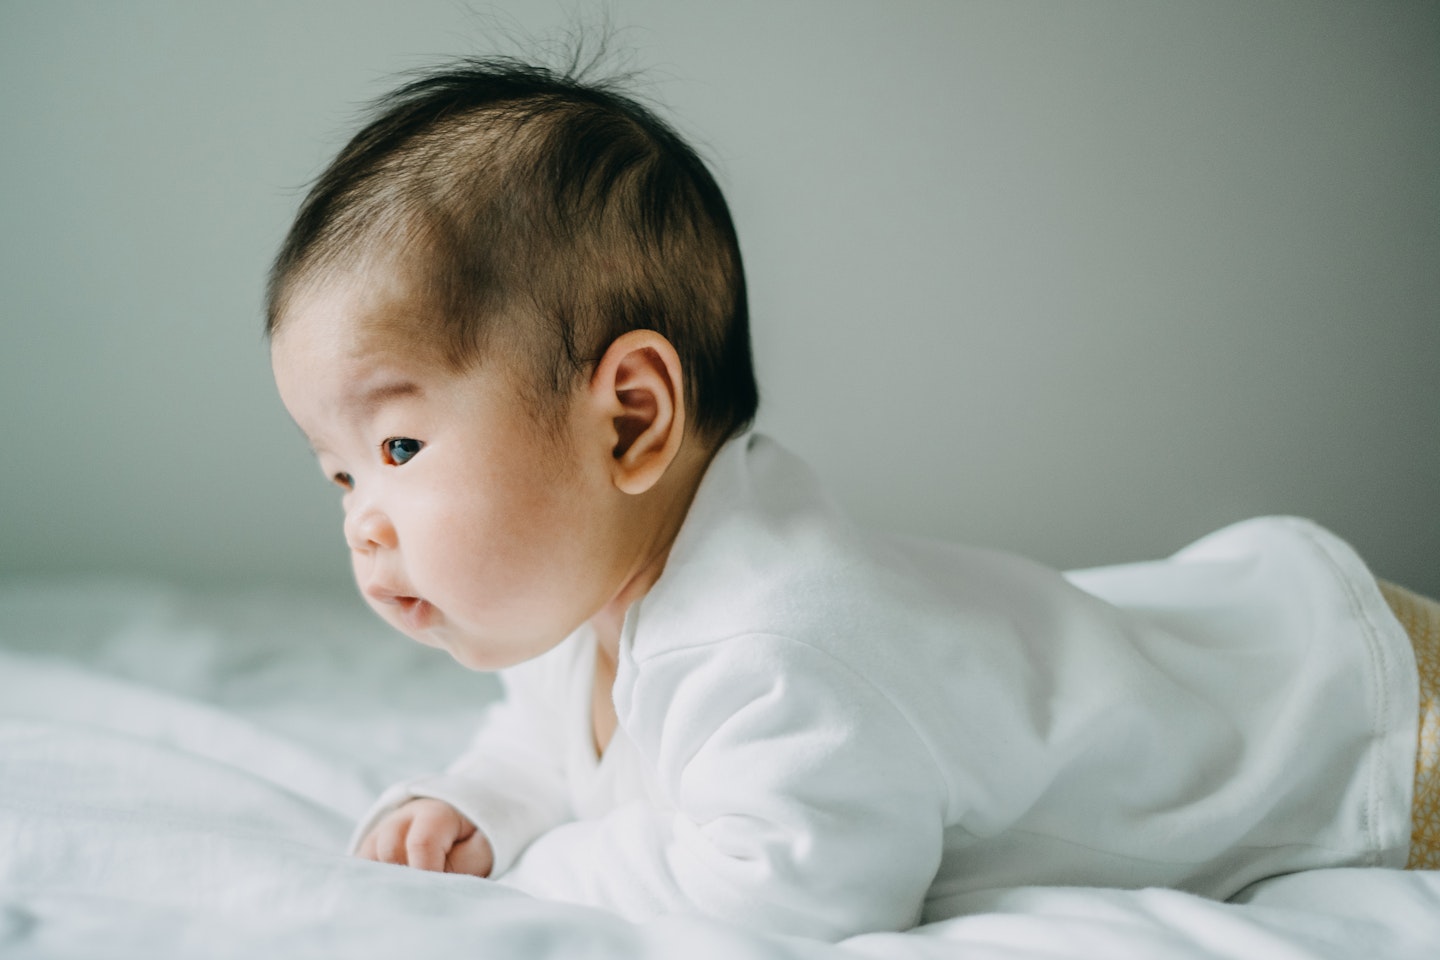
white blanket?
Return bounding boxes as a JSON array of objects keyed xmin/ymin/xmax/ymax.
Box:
[{"xmin": 2, "ymin": 580, "xmax": 1436, "ymax": 959}]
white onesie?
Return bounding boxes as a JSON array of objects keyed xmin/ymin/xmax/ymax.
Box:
[{"xmin": 351, "ymin": 432, "xmax": 1417, "ymax": 940}]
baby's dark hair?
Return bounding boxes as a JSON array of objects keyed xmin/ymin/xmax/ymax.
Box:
[{"xmin": 266, "ymin": 57, "xmax": 758, "ymax": 445}]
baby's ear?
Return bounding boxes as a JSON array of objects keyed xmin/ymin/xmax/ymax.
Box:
[{"xmin": 587, "ymin": 330, "xmax": 686, "ymax": 495}]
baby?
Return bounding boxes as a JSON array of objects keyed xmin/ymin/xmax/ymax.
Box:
[{"xmin": 266, "ymin": 59, "xmax": 1437, "ymax": 940}]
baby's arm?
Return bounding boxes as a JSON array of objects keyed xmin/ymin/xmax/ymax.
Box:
[
  {"xmin": 497, "ymin": 635, "xmax": 947, "ymax": 941},
  {"xmin": 348, "ymin": 651, "xmax": 572, "ymax": 877}
]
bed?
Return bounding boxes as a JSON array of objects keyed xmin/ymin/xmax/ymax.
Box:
[{"xmin": 2, "ymin": 578, "xmax": 1436, "ymax": 959}]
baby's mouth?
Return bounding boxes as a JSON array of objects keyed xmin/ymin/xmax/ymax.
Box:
[
  {"xmin": 393, "ymin": 595, "xmax": 435, "ymax": 631},
  {"xmin": 364, "ymin": 585, "xmax": 436, "ymax": 632}
]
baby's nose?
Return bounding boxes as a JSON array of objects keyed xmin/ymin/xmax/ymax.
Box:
[{"xmin": 343, "ymin": 503, "xmax": 398, "ymax": 552}]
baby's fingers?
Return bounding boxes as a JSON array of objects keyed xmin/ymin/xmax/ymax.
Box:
[
  {"xmin": 445, "ymin": 830, "xmax": 494, "ymax": 878},
  {"xmin": 367, "ymin": 810, "xmax": 416, "ymax": 865},
  {"xmin": 404, "ymin": 807, "xmax": 457, "ymax": 873},
  {"xmin": 357, "ymin": 828, "xmax": 378, "ymax": 861}
]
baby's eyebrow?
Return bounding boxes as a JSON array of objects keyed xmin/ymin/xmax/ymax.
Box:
[{"xmin": 355, "ymin": 380, "xmax": 423, "ymax": 412}]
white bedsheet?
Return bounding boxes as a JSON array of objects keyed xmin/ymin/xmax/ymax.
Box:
[{"xmin": 2, "ymin": 580, "xmax": 1436, "ymax": 959}]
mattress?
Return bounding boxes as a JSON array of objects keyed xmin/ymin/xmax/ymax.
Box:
[{"xmin": 2, "ymin": 579, "xmax": 1436, "ymax": 959}]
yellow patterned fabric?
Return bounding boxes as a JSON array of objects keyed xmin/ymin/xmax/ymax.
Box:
[{"xmin": 1379, "ymin": 580, "xmax": 1440, "ymax": 870}]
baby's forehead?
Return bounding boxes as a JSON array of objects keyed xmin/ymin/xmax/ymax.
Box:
[
  {"xmin": 271, "ymin": 301, "xmax": 452, "ymax": 442},
  {"xmin": 277, "ymin": 264, "xmax": 446, "ymax": 354}
]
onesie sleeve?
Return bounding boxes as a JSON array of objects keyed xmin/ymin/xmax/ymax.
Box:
[
  {"xmin": 347, "ymin": 646, "xmax": 574, "ymax": 877},
  {"xmin": 495, "ymin": 634, "xmax": 947, "ymax": 940}
]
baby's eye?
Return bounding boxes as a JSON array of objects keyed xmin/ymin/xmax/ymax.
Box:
[
  {"xmin": 381, "ymin": 437, "xmax": 423, "ymax": 466},
  {"xmin": 332, "ymin": 472, "xmax": 354, "ymax": 492}
]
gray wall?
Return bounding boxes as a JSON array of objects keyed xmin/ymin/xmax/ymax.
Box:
[{"xmin": 2, "ymin": 1, "xmax": 1437, "ymax": 598}]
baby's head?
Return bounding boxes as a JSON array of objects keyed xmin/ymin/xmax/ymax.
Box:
[{"xmin": 267, "ymin": 59, "xmax": 757, "ymax": 668}]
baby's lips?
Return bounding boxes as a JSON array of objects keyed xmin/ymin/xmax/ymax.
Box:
[
  {"xmin": 363, "ymin": 582, "xmax": 412, "ymax": 606},
  {"xmin": 395, "ymin": 596, "xmax": 436, "ymax": 631},
  {"xmin": 360, "ymin": 580, "xmax": 438, "ymax": 632}
]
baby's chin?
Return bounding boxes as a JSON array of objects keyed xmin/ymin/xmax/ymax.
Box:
[
  {"xmin": 362, "ymin": 595, "xmax": 444, "ymax": 649},
  {"xmin": 440, "ymin": 636, "xmax": 535, "ymax": 672},
  {"xmin": 436, "ymin": 626, "xmax": 568, "ymax": 673},
  {"xmin": 376, "ymin": 613, "xmax": 504, "ymax": 671},
  {"xmin": 364, "ymin": 598, "xmax": 567, "ymax": 671}
]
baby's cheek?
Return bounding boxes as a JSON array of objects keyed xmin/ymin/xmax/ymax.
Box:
[{"xmin": 411, "ymin": 528, "xmax": 499, "ymax": 603}]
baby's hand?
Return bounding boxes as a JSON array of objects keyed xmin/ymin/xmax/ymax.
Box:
[{"xmin": 356, "ymin": 798, "xmax": 494, "ymax": 877}]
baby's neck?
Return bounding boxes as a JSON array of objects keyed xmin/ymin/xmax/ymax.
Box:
[
  {"xmin": 590, "ymin": 637, "xmax": 619, "ymax": 757},
  {"xmin": 587, "ymin": 437, "xmax": 718, "ymax": 758},
  {"xmin": 587, "ymin": 436, "xmax": 714, "ymax": 662}
]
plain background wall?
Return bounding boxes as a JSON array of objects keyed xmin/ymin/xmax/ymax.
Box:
[{"xmin": 2, "ymin": 0, "xmax": 1436, "ymax": 601}]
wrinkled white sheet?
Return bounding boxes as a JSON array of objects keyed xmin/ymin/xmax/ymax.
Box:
[{"xmin": 2, "ymin": 580, "xmax": 1436, "ymax": 959}]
